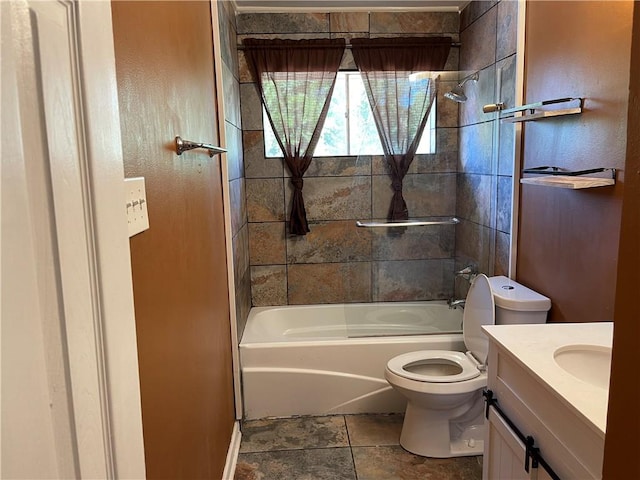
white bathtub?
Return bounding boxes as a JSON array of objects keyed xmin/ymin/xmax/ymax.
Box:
[{"xmin": 240, "ymin": 302, "xmax": 464, "ymax": 419}]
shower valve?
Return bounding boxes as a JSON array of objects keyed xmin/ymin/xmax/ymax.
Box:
[{"xmin": 455, "ymin": 265, "xmax": 478, "ymax": 282}]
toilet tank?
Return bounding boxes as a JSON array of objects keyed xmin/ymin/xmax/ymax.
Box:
[{"xmin": 488, "ymin": 276, "xmax": 551, "ymax": 325}]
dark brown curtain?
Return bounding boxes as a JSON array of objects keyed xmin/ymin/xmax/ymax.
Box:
[
  {"xmin": 243, "ymin": 38, "xmax": 346, "ymax": 235},
  {"xmin": 351, "ymin": 37, "xmax": 451, "ymax": 221}
]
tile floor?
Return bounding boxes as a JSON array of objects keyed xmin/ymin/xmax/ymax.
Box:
[{"xmin": 234, "ymin": 414, "xmax": 483, "ymax": 480}]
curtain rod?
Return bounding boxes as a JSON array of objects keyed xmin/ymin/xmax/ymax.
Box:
[
  {"xmin": 238, "ymin": 42, "xmax": 461, "ymax": 50},
  {"xmin": 345, "ymin": 42, "xmax": 461, "ymax": 48}
]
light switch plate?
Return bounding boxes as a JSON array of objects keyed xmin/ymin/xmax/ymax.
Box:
[{"xmin": 125, "ymin": 177, "xmax": 149, "ymax": 237}]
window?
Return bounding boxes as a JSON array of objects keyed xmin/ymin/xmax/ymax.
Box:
[{"xmin": 264, "ymin": 72, "xmax": 436, "ymax": 158}]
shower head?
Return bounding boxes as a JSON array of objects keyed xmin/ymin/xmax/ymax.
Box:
[
  {"xmin": 444, "ymin": 71, "xmax": 479, "ymax": 103},
  {"xmin": 444, "ymin": 85, "xmax": 468, "ymax": 103}
]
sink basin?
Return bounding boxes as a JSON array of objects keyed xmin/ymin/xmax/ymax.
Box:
[{"xmin": 553, "ymin": 344, "xmax": 612, "ymax": 390}]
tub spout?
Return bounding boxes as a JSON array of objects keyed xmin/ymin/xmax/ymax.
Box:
[{"xmin": 448, "ymin": 299, "xmax": 466, "ymax": 310}]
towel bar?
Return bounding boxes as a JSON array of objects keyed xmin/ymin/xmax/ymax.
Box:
[
  {"xmin": 175, "ymin": 136, "xmax": 226, "ymax": 157},
  {"xmin": 356, "ymin": 218, "xmax": 460, "ymax": 228}
]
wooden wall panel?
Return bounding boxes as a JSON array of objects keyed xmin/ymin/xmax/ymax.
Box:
[
  {"xmin": 111, "ymin": 2, "xmax": 234, "ymax": 478},
  {"xmin": 603, "ymin": 3, "xmax": 640, "ymax": 477},
  {"xmin": 517, "ymin": 1, "xmax": 633, "ymax": 322}
]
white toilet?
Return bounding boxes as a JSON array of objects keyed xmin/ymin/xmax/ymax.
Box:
[{"xmin": 385, "ymin": 275, "xmax": 551, "ymax": 458}]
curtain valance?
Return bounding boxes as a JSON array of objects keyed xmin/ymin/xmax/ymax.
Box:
[{"xmin": 350, "ymin": 37, "xmax": 452, "ymax": 72}]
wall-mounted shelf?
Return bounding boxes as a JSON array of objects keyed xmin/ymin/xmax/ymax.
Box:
[
  {"xmin": 501, "ymin": 97, "xmax": 583, "ymax": 123},
  {"xmin": 520, "ymin": 166, "xmax": 616, "ymax": 189},
  {"xmin": 520, "ymin": 176, "xmax": 614, "ymax": 189}
]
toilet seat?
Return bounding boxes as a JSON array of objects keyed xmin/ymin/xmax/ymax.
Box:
[
  {"xmin": 386, "ymin": 275, "xmax": 495, "ymax": 385},
  {"xmin": 386, "ymin": 350, "xmax": 481, "ymax": 383},
  {"xmin": 462, "ymin": 274, "xmax": 495, "ymax": 366}
]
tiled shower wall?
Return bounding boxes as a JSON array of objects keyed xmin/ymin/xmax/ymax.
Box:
[
  {"xmin": 218, "ymin": 1, "xmax": 252, "ymax": 335},
  {"xmin": 224, "ymin": 3, "xmax": 519, "ymax": 314},
  {"xmin": 237, "ymin": 11, "xmax": 463, "ymax": 307},
  {"xmin": 455, "ymin": 1, "xmax": 517, "ymax": 298}
]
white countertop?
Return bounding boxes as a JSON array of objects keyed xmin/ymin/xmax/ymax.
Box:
[{"xmin": 482, "ymin": 322, "xmax": 613, "ymax": 437}]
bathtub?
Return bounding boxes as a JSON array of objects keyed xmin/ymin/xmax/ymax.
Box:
[{"xmin": 240, "ymin": 302, "xmax": 464, "ymax": 419}]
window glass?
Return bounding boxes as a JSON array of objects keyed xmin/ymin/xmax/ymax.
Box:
[{"xmin": 263, "ymin": 72, "xmax": 436, "ymax": 157}]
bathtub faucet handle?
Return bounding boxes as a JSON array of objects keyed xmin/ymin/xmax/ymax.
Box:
[
  {"xmin": 448, "ymin": 298, "xmax": 466, "ymax": 310},
  {"xmin": 455, "ymin": 265, "xmax": 478, "ymax": 283}
]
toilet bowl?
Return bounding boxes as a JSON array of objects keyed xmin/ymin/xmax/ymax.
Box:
[{"xmin": 385, "ymin": 274, "xmax": 550, "ymax": 458}]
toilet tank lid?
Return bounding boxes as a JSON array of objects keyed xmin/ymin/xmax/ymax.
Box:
[{"xmin": 488, "ymin": 276, "xmax": 551, "ymax": 312}]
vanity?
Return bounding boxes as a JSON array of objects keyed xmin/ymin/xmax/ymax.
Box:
[{"xmin": 482, "ymin": 323, "xmax": 613, "ymax": 479}]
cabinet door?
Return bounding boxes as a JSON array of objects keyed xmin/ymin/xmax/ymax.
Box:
[
  {"xmin": 535, "ymin": 467, "xmax": 556, "ymax": 480},
  {"xmin": 483, "ymin": 407, "xmax": 533, "ymax": 480}
]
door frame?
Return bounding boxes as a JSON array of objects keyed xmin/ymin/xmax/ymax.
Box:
[
  {"xmin": 508, "ymin": 0, "xmax": 527, "ymax": 279},
  {"xmin": 1, "ymin": 1, "xmax": 146, "ymax": 477},
  {"xmin": 209, "ymin": 0, "xmax": 243, "ymax": 421},
  {"xmin": 74, "ymin": 1, "xmax": 146, "ymax": 476}
]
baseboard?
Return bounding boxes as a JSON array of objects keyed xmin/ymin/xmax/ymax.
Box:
[{"xmin": 222, "ymin": 421, "xmax": 241, "ymax": 480}]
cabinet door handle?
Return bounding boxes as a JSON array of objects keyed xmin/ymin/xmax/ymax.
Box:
[
  {"xmin": 525, "ymin": 436, "xmax": 539, "ymax": 473},
  {"xmin": 482, "ymin": 389, "xmax": 494, "ymax": 419}
]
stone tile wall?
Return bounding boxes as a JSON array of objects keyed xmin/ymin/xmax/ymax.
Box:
[
  {"xmin": 456, "ymin": 0, "xmax": 517, "ymax": 298},
  {"xmin": 237, "ymin": 11, "xmax": 462, "ymax": 306},
  {"xmin": 218, "ymin": 1, "xmax": 251, "ymax": 336}
]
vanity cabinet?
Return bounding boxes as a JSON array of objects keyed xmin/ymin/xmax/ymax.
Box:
[
  {"xmin": 484, "ymin": 405, "xmax": 533, "ymax": 480},
  {"xmin": 482, "ymin": 327, "xmax": 608, "ymax": 480}
]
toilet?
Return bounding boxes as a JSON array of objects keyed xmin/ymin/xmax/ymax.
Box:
[{"xmin": 384, "ymin": 274, "xmax": 551, "ymax": 458}]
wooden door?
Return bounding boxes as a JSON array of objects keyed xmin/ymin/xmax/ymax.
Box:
[{"xmin": 111, "ymin": 2, "xmax": 235, "ymax": 478}]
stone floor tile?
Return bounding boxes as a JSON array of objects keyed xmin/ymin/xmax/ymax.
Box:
[
  {"xmin": 345, "ymin": 413, "xmax": 404, "ymax": 447},
  {"xmin": 234, "ymin": 448, "xmax": 356, "ymax": 480},
  {"xmin": 239, "ymin": 415, "xmax": 348, "ymax": 453},
  {"xmin": 351, "ymin": 445, "xmax": 483, "ymax": 480}
]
